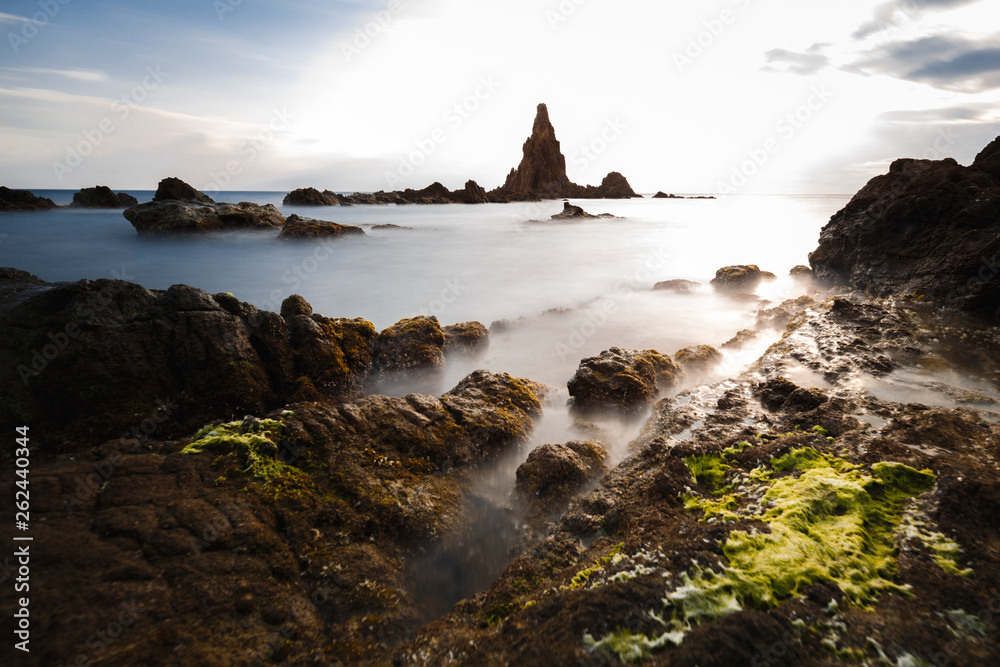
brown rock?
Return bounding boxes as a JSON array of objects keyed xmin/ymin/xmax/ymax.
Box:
[
  {"xmin": 283, "ymin": 187, "xmax": 340, "ymax": 206},
  {"xmin": 653, "ymin": 279, "xmax": 699, "ymax": 293},
  {"xmin": 71, "ymin": 186, "xmax": 138, "ymax": 208},
  {"xmin": 152, "ymin": 177, "xmax": 214, "ymax": 203},
  {"xmin": 371, "ymin": 315, "xmax": 446, "ymax": 383},
  {"xmin": 278, "ymin": 214, "xmax": 365, "ymax": 239},
  {"xmin": 443, "ymin": 321, "xmax": 489, "ymax": 356},
  {"xmin": 0, "ymin": 187, "xmax": 57, "ymax": 211},
  {"xmin": 567, "ymin": 347, "xmax": 682, "ymax": 414},
  {"xmin": 674, "ymin": 345, "xmax": 724, "ymax": 372},
  {"xmin": 515, "ymin": 441, "xmax": 610, "ymax": 516},
  {"xmin": 124, "ymin": 201, "xmax": 285, "ymax": 234}
]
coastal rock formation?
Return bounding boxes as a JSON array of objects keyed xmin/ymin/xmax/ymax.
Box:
[
  {"xmin": 567, "ymin": 347, "xmax": 682, "ymax": 413},
  {"xmin": 0, "ymin": 186, "xmax": 57, "ymax": 211},
  {"xmin": 397, "ymin": 294, "xmax": 1000, "ymax": 666},
  {"xmin": 278, "ymin": 214, "xmax": 365, "ymax": 239},
  {"xmin": 282, "ymin": 187, "xmax": 340, "ymax": 206},
  {"xmin": 452, "ymin": 179, "xmax": 489, "ymax": 204},
  {"xmin": 152, "ymin": 176, "xmax": 214, "ymax": 203},
  {"xmin": 371, "ymin": 315, "xmax": 447, "ymax": 383},
  {"xmin": 809, "ymin": 142, "xmax": 1000, "ymax": 319},
  {"xmin": 443, "ymin": 321, "xmax": 490, "ymax": 356},
  {"xmin": 549, "ymin": 202, "xmax": 619, "ymax": 220},
  {"xmin": 653, "ymin": 279, "xmax": 699, "ymax": 292},
  {"xmin": 0, "ymin": 369, "xmax": 547, "ymax": 665},
  {"xmin": 123, "ymin": 200, "xmax": 285, "ymax": 234},
  {"xmin": 653, "ymin": 191, "xmax": 717, "ymax": 200},
  {"xmin": 790, "ymin": 264, "xmax": 813, "ymax": 278},
  {"xmin": 710, "ymin": 264, "xmax": 775, "ymax": 290},
  {"xmin": 514, "ymin": 440, "xmax": 610, "ymax": 517},
  {"xmin": 673, "ymin": 344, "xmax": 724, "ymax": 372},
  {"xmin": 489, "ymin": 104, "xmax": 640, "ymax": 201},
  {"xmin": 493, "ymin": 103, "xmax": 574, "ymax": 199},
  {"xmin": 71, "ymin": 185, "xmax": 138, "ymax": 208},
  {"xmin": 0, "ymin": 276, "xmax": 383, "ymax": 449}
]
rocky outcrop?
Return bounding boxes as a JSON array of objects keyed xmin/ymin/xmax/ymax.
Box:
[
  {"xmin": 809, "ymin": 143, "xmax": 1000, "ymax": 319},
  {"xmin": 70, "ymin": 186, "xmax": 138, "ymax": 208},
  {"xmin": 489, "ymin": 104, "xmax": 639, "ymax": 201},
  {"xmin": 371, "ymin": 315, "xmax": 446, "ymax": 384},
  {"xmin": 123, "ymin": 201, "xmax": 285, "ymax": 234},
  {"xmin": 452, "ymin": 179, "xmax": 489, "ymax": 204},
  {"xmin": 514, "ymin": 441, "xmax": 610, "ymax": 517},
  {"xmin": 0, "ymin": 186, "xmax": 57, "ymax": 211},
  {"xmin": 443, "ymin": 321, "xmax": 489, "ymax": 356},
  {"xmin": 152, "ymin": 177, "xmax": 214, "ymax": 203},
  {"xmin": 0, "ymin": 369, "xmax": 547, "ymax": 665},
  {"xmin": 0, "ymin": 277, "xmax": 383, "ymax": 450},
  {"xmin": 283, "ymin": 187, "xmax": 340, "ymax": 206},
  {"xmin": 790, "ymin": 264, "xmax": 814, "ymax": 278},
  {"xmin": 398, "ymin": 294, "xmax": 1000, "ymax": 666},
  {"xmin": 653, "ymin": 191, "xmax": 716, "ymax": 200},
  {"xmin": 673, "ymin": 344, "xmax": 724, "ymax": 372},
  {"xmin": 567, "ymin": 347, "xmax": 682, "ymax": 414},
  {"xmin": 710, "ymin": 264, "xmax": 776, "ymax": 290},
  {"xmin": 278, "ymin": 214, "xmax": 365, "ymax": 239},
  {"xmin": 549, "ymin": 202, "xmax": 619, "ymax": 220}
]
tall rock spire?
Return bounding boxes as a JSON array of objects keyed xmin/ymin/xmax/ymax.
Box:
[{"xmin": 497, "ymin": 103, "xmax": 573, "ymax": 198}]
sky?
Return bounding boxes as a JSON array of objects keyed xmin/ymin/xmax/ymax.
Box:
[{"xmin": 1, "ymin": 0, "xmax": 999, "ymax": 194}]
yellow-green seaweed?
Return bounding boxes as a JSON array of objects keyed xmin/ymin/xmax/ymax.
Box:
[{"xmin": 182, "ymin": 418, "xmax": 295, "ymax": 481}]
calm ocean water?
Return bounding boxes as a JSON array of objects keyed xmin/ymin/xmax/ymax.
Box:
[{"xmin": 1, "ymin": 191, "xmax": 848, "ymax": 460}]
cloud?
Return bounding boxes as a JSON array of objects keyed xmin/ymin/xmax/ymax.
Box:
[
  {"xmin": 879, "ymin": 104, "xmax": 992, "ymax": 123},
  {"xmin": 853, "ymin": 0, "xmax": 983, "ymax": 40},
  {"xmin": 762, "ymin": 43, "xmax": 830, "ymax": 75},
  {"xmin": 846, "ymin": 33, "xmax": 1000, "ymax": 92},
  {"xmin": 0, "ymin": 12, "xmax": 30, "ymax": 24},
  {"xmin": 1, "ymin": 68, "xmax": 109, "ymax": 82}
]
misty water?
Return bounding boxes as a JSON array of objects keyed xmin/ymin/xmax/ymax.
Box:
[{"xmin": 1, "ymin": 190, "xmax": 854, "ymax": 615}]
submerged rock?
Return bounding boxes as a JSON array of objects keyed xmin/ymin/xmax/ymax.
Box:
[
  {"xmin": 123, "ymin": 200, "xmax": 285, "ymax": 234},
  {"xmin": 0, "ymin": 186, "xmax": 57, "ymax": 211},
  {"xmin": 515, "ymin": 440, "xmax": 610, "ymax": 517},
  {"xmin": 152, "ymin": 176, "xmax": 214, "ymax": 203},
  {"xmin": 809, "ymin": 142, "xmax": 1000, "ymax": 319},
  {"xmin": 567, "ymin": 347, "xmax": 682, "ymax": 413},
  {"xmin": 71, "ymin": 185, "xmax": 138, "ymax": 208},
  {"xmin": 278, "ymin": 213, "xmax": 365, "ymax": 238},
  {"xmin": 653, "ymin": 279, "xmax": 700, "ymax": 293}
]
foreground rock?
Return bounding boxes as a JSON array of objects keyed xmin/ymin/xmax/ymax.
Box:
[
  {"xmin": 123, "ymin": 200, "xmax": 285, "ymax": 234},
  {"xmin": 673, "ymin": 344, "xmax": 724, "ymax": 372},
  {"xmin": 549, "ymin": 202, "xmax": 620, "ymax": 220},
  {"xmin": 0, "ymin": 369, "xmax": 547, "ymax": 665},
  {"xmin": 371, "ymin": 315, "xmax": 446, "ymax": 385},
  {"xmin": 810, "ymin": 139, "xmax": 1000, "ymax": 319},
  {"xmin": 0, "ymin": 276, "xmax": 396, "ymax": 449},
  {"xmin": 153, "ymin": 176, "xmax": 214, "ymax": 203},
  {"xmin": 567, "ymin": 347, "xmax": 683, "ymax": 414},
  {"xmin": 70, "ymin": 185, "xmax": 138, "ymax": 208},
  {"xmin": 515, "ymin": 440, "xmax": 610, "ymax": 518},
  {"xmin": 278, "ymin": 213, "xmax": 365, "ymax": 239},
  {"xmin": 443, "ymin": 321, "xmax": 490, "ymax": 356},
  {"xmin": 0, "ymin": 186, "xmax": 56, "ymax": 211},
  {"xmin": 398, "ymin": 294, "xmax": 1000, "ymax": 665}
]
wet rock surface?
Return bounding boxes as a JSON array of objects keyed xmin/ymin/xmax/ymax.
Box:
[
  {"xmin": 568, "ymin": 347, "xmax": 683, "ymax": 414},
  {"xmin": 809, "ymin": 142, "xmax": 1000, "ymax": 319},
  {"xmin": 443, "ymin": 321, "xmax": 490, "ymax": 356},
  {"xmin": 397, "ymin": 294, "xmax": 1000, "ymax": 666},
  {"xmin": 371, "ymin": 315, "xmax": 447, "ymax": 384},
  {"xmin": 0, "ymin": 186, "xmax": 57, "ymax": 211},
  {"xmin": 124, "ymin": 200, "xmax": 286, "ymax": 234},
  {"xmin": 710, "ymin": 264, "xmax": 775, "ymax": 290},
  {"xmin": 515, "ymin": 440, "xmax": 610, "ymax": 519},
  {"xmin": 278, "ymin": 213, "xmax": 365, "ymax": 238},
  {"xmin": 674, "ymin": 344, "xmax": 724, "ymax": 373}
]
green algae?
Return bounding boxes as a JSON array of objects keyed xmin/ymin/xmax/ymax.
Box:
[
  {"xmin": 899, "ymin": 508, "xmax": 974, "ymax": 577},
  {"xmin": 182, "ymin": 418, "xmax": 296, "ymax": 481},
  {"xmin": 589, "ymin": 447, "xmax": 962, "ymax": 663}
]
